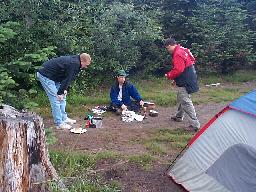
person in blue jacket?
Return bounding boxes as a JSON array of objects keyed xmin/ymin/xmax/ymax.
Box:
[
  {"xmin": 37, "ymin": 53, "xmax": 91, "ymax": 129},
  {"xmin": 110, "ymin": 70, "xmax": 144, "ymax": 114}
]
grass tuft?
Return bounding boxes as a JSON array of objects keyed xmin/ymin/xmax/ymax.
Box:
[
  {"xmin": 142, "ymin": 129, "xmax": 193, "ymax": 155},
  {"xmin": 50, "ymin": 151, "xmax": 96, "ymax": 177},
  {"xmin": 49, "ymin": 150, "xmax": 122, "ymax": 191},
  {"xmin": 45, "ymin": 128, "xmax": 58, "ymax": 145},
  {"xmin": 144, "ymin": 141, "xmax": 168, "ymax": 155},
  {"xmin": 128, "ymin": 153, "xmax": 155, "ymax": 169}
]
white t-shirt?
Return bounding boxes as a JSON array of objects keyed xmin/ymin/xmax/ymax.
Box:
[{"xmin": 118, "ymin": 85, "xmax": 122, "ymax": 101}]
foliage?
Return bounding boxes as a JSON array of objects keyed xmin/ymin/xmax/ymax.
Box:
[
  {"xmin": 0, "ymin": 22, "xmax": 17, "ymax": 104},
  {"xmin": 9, "ymin": 46, "xmax": 56, "ymax": 89},
  {"xmin": 90, "ymin": 2, "xmax": 162, "ymax": 76},
  {"xmin": 161, "ymin": 0, "xmax": 198, "ymax": 41},
  {"xmin": 0, "ymin": 39, "xmax": 56, "ymax": 108},
  {"xmin": 190, "ymin": 0, "xmax": 255, "ymax": 74},
  {"xmin": 0, "ymin": 0, "xmax": 255, "ymax": 105}
]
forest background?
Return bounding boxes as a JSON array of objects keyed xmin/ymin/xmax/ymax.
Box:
[{"xmin": 0, "ymin": 0, "xmax": 255, "ymax": 108}]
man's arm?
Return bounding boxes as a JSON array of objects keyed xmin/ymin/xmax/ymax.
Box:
[
  {"xmin": 57, "ymin": 65, "xmax": 76, "ymax": 95},
  {"xmin": 165, "ymin": 56, "xmax": 186, "ymax": 80},
  {"xmin": 129, "ymin": 84, "xmax": 143, "ymax": 102}
]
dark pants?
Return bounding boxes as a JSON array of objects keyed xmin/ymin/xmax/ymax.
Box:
[{"xmin": 109, "ymin": 101, "xmax": 142, "ymax": 113}]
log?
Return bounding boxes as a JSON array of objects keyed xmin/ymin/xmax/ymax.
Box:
[{"xmin": 0, "ymin": 104, "xmax": 65, "ymax": 192}]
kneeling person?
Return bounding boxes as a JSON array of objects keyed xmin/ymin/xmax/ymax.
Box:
[{"xmin": 110, "ymin": 70, "xmax": 144, "ymax": 114}]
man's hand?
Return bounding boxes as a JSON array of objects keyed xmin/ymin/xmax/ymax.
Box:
[
  {"xmin": 171, "ymin": 80, "xmax": 176, "ymax": 87},
  {"xmin": 57, "ymin": 94, "xmax": 64, "ymax": 101},
  {"xmin": 165, "ymin": 74, "xmax": 176, "ymax": 87},
  {"xmin": 64, "ymin": 90, "xmax": 67, "ymax": 96},
  {"xmin": 121, "ymin": 104, "xmax": 127, "ymax": 111},
  {"xmin": 139, "ymin": 100, "xmax": 144, "ymax": 106}
]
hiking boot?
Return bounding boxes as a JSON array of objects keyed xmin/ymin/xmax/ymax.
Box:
[
  {"xmin": 64, "ymin": 117, "xmax": 77, "ymax": 124},
  {"xmin": 56, "ymin": 123, "xmax": 72, "ymax": 130},
  {"xmin": 184, "ymin": 125, "xmax": 199, "ymax": 132},
  {"xmin": 171, "ymin": 116, "xmax": 183, "ymax": 122}
]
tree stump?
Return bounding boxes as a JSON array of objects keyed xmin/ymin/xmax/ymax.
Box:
[{"xmin": 0, "ymin": 105, "xmax": 65, "ymax": 192}]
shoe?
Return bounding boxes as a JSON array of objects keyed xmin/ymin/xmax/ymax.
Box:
[
  {"xmin": 56, "ymin": 123, "xmax": 72, "ymax": 130},
  {"xmin": 185, "ymin": 125, "xmax": 199, "ymax": 132},
  {"xmin": 171, "ymin": 116, "xmax": 183, "ymax": 122},
  {"xmin": 64, "ymin": 117, "xmax": 77, "ymax": 124}
]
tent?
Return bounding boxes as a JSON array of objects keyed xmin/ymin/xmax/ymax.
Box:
[{"xmin": 167, "ymin": 89, "xmax": 256, "ymax": 192}]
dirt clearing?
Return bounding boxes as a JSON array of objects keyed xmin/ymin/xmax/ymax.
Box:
[{"xmin": 46, "ymin": 82, "xmax": 255, "ymax": 191}]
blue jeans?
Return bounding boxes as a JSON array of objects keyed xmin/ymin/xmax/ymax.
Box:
[{"xmin": 37, "ymin": 72, "xmax": 67, "ymax": 126}]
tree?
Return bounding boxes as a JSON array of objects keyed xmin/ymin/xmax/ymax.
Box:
[
  {"xmin": 0, "ymin": 20, "xmax": 56, "ymax": 107},
  {"xmin": 189, "ymin": 0, "xmax": 254, "ymax": 74},
  {"xmin": 162, "ymin": 0, "xmax": 198, "ymax": 43},
  {"xmin": 90, "ymin": 2, "xmax": 162, "ymax": 78},
  {"xmin": 0, "ymin": 22, "xmax": 17, "ymax": 104}
]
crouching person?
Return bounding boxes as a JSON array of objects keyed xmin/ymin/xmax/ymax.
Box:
[
  {"xmin": 37, "ymin": 53, "xmax": 91, "ymax": 129},
  {"xmin": 109, "ymin": 70, "xmax": 144, "ymax": 114}
]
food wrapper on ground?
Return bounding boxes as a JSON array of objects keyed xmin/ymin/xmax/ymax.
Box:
[
  {"xmin": 134, "ymin": 114, "xmax": 144, "ymax": 121},
  {"xmin": 122, "ymin": 110, "xmax": 136, "ymax": 122},
  {"xmin": 70, "ymin": 127, "xmax": 87, "ymax": 134}
]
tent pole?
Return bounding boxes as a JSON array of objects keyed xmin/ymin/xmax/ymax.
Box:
[{"xmin": 166, "ymin": 144, "xmax": 189, "ymax": 173}]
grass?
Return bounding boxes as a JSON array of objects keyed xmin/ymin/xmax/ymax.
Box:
[
  {"xmin": 49, "ymin": 179, "xmax": 121, "ymax": 192},
  {"xmin": 45, "ymin": 128, "xmax": 58, "ymax": 145},
  {"xmin": 193, "ymin": 87, "xmax": 245, "ymax": 104},
  {"xmin": 49, "ymin": 150, "xmax": 122, "ymax": 191},
  {"xmin": 69, "ymin": 93, "xmax": 109, "ymax": 106},
  {"xmin": 142, "ymin": 129, "xmax": 194, "ymax": 156},
  {"xmin": 127, "ymin": 153, "xmax": 155, "ymax": 169},
  {"xmin": 144, "ymin": 141, "xmax": 168, "ymax": 155},
  {"xmin": 155, "ymin": 129, "xmax": 194, "ymax": 143},
  {"xmin": 48, "ymin": 149, "xmax": 155, "ymax": 190},
  {"xmin": 224, "ymin": 71, "xmax": 256, "ymax": 82},
  {"xmin": 50, "ymin": 151, "xmax": 96, "ymax": 177},
  {"xmin": 50, "ymin": 150, "xmax": 155, "ymax": 174},
  {"xmin": 67, "ymin": 180, "xmax": 121, "ymax": 192},
  {"xmin": 199, "ymin": 70, "xmax": 256, "ymax": 84},
  {"xmin": 50, "ymin": 150, "xmax": 121, "ymax": 177}
]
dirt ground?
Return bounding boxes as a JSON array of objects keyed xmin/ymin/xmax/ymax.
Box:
[
  {"xmin": 47, "ymin": 104, "xmax": 226, "ymax": 192},
  {"xmin": 46, "ymin": 82, "xmax": 255, "ymax": 192}
]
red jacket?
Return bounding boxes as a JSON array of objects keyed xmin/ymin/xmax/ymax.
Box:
[{"xmin": 166, "ymin": 45, "xmax": 196, "ymax": 80}]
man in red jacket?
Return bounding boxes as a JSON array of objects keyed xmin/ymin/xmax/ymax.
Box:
[{"xmin": 164, "ymin": 37, "xmax": 200, "ymax": 131}]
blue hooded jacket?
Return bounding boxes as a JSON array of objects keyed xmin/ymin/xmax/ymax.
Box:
[{"xmin": 110, "ymin": 81, "xmax": 142, "ymax": 107}]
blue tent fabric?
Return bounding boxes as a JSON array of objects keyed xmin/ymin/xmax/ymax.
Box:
[{"xmin": 230, "ymin": 89, "xmax": 256, "ymax": 116}]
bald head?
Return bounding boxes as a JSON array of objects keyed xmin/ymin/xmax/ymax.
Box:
[{"xmin": 80, "ymin": 53, "xmax": 91, "ymax": 69}]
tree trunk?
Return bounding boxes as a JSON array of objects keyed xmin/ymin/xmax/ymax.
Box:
[{"xmin": 0, "ymin": 105, "xmax": 65, "ymax": 192}]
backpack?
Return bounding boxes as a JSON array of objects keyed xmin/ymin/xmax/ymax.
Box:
[{"xmin": 180, "ymin": 46, "xmax": 196, "ymax": 65}]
